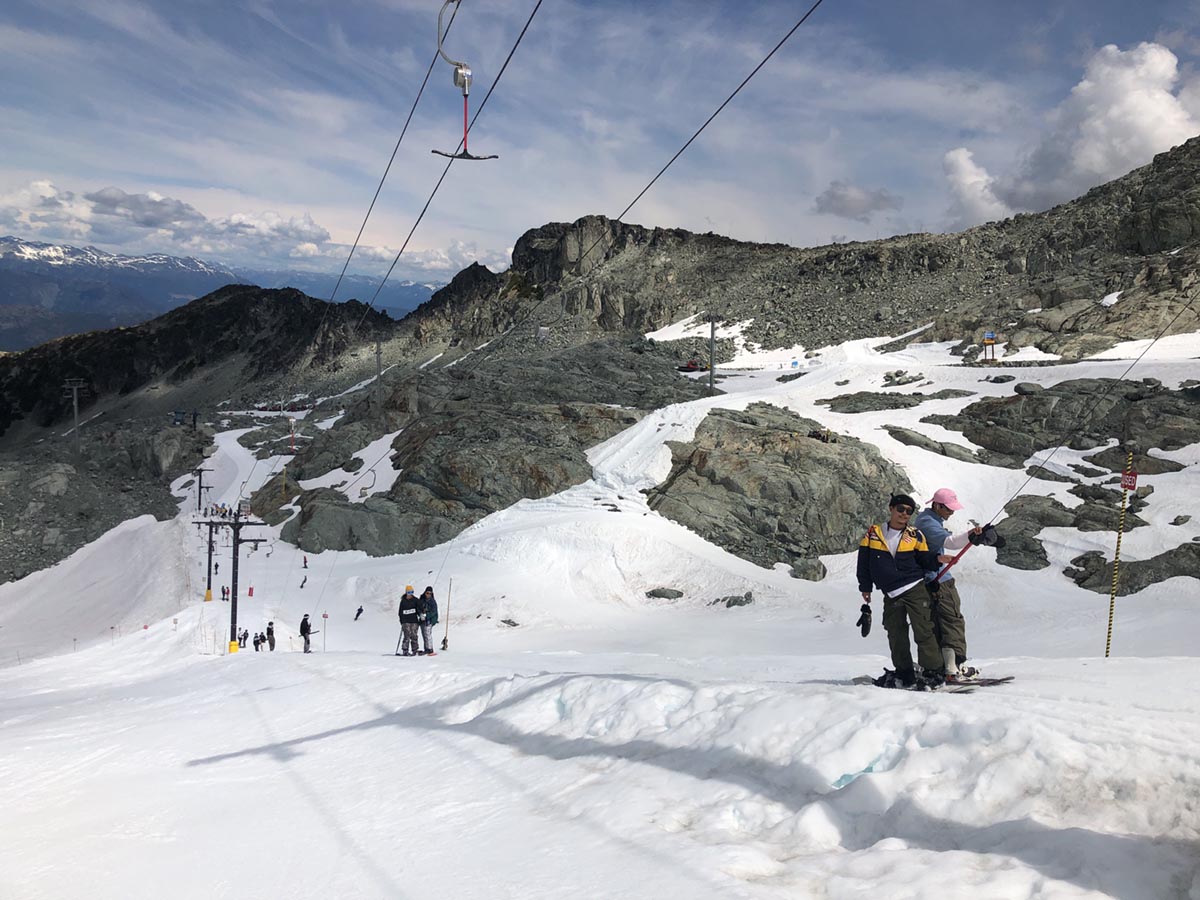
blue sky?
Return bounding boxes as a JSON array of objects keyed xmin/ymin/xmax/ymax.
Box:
[{"xmin": 2, "ymin": 0, "xmax": 1199, "ymax": 282}]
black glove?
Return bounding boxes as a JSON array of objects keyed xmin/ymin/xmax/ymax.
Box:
[
  {"xmin": 926, "ymin": 579, "xmax": 941, "ymax": 596},
  {"xmin": 855, "ymin": 603, "xmax": 872, "ymax": 637},
  {"xmin": 968, "ymin": 523, "xmax": 1005, "ymax": 548}
]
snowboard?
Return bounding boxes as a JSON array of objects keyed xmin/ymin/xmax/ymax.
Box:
[{"xmin": 852, "ymin": 674, "xmax": 1014, "ymax": 694}]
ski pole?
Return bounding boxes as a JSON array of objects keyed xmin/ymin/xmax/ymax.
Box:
[{"xmin": 441, "ymin": 577, "xmax": 452, "ymax": 651}]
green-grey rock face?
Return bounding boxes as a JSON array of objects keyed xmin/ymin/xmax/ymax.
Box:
[
  {"xmin": 924, "ymin": 379, "xmax": 1200, "ymax": 471},
  {"xmin": 645, "ymin": 403, "xmax": 911, "ymax": 570},
  {"xmin": 272, "ymin": 339, "xmax": 711, "ymax": 556},
  {"xmin": 1064, "ymin": 543, "xmax": 1200, "ymax": 596},
  {"xmin": 818, "ymin": 389, "xmax": 974, "ymax": 414}
]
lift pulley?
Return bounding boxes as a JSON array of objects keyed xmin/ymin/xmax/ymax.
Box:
[{"xmin": 432, "ymin": 0, "xmax": 498, "ymax": 161}]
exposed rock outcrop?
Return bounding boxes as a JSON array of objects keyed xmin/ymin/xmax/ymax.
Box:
[
  {"xmin": 818, "ymin": 389, "xmax": 973, "ymax": 414},
  {"xmin": 644, "ymin": 403, "xmax": 911, "ymax": 572},
  {"xmin": 923, "ymin": 379, "xmax": 1200, "ymax": 471}
]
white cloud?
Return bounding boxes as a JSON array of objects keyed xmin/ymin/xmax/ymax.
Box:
[
  {"xmin": 943, "ymin": 148, "xmax": 1013, "ymax": 228},
  {"xmin": 289, "ymin": 242, "xmax": 321, "ymax": 258},
  {"xmin": 997, "ymin": 42, "xmax": 1200, "ymax": 211}
]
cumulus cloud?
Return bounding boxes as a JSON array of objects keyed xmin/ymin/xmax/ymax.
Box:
[
  {"xmin": 403, "ymin": 240, "xmax": 512, "ymax": 274},
  {"xmin": 1, "ymin": 181, "xmax": 94, "ymax": 240},
  {"xmin": 84, "ymin": 187, "xmax": 205, "ymax": 231},
  {"xmin": 814, "ymin": 180, "xmax": 903, "ymax": 223},
  {"xmin": 1000, "ymin": 42, "xmax": 1200, "ymax": 212},
  {"xmin": 943, "ymin": 148, "xmax": 1013, "ymax": 228}
]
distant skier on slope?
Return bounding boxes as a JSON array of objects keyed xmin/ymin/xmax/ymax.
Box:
[
  {"xmin": 398, "ymin": 586, "xmax": 420, "ymax": 656},
  {"xmin": 355, "ymin": 605, "xmax": 364, "ymax": 621},
  {"xmin": 913, "ymin": 488, "xmax": 984, "ymax": 681},
  {"xmin": 857, "ymin": 494, "xmax": 944, "ymax": 688},
  {"xmin": 266, "ymin": 622, "xmax": 275, "ymax": 651},
  {"xmin": 300, "ymin": 614, "xmax": 312, "ymax": 653},
  {"xmin": 419, "ymin": 586, "xmax": 438, "ymax": 656}
]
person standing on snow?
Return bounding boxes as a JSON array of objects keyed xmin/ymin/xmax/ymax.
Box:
[
  {"xmin": 354, "ymin": 605, "xmax": 364, "ymax": 621},
  {"xmin": 266, "ymin": 622, "xmax": 276, "ymax": 651},
  {"xmin": 857, "ymin": 493, "xmax": 945, "ymax": 688},
  {"xmin": 300, "ymin": 614, "xmax": 313, "ymax": 653},
  {"xmin": 398, "ymin": 586, "xmax": 420, "ymax": 656},
  {"xmin": 420, "ymin": 592, "xmax": 444, "ymax": 657},
  {"xmin": 418, "ymin": 586, "xmax": 438, "ymax": 655},
  {"xmin": 914, "ymin": 488, "xmax": 984, "ymax": 680}
]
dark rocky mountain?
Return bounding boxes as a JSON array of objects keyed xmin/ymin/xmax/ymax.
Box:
[
  {"xmin": 0, "ymin": 236, "xmax": 434, "ymax": 350},
  {"xmin": 403, "ymin": 135, "xmax": 1200, "ymax": 362},
  {"xmin": 1, "ymin": 135, "xmax": 1199, "ymax": 587}
]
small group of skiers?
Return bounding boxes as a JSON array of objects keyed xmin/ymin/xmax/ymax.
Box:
[
  {"xmin": 857, "ymin": 487, "xmax": 1002, "ymax": 689},
  {"xmin": 205, "ymin": 504, "xmax": 235, "ymax": 519},
  {"xmin": 237, "ymin": 624, "xmax": 275, "ymax": 651},
  {"xmin": 397, "ymin": 585, "xmax": 439, "ymax": 656}
]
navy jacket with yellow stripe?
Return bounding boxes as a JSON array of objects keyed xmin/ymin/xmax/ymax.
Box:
[{"xmin": 856, "ymin": 523, "xmax": 941, "ymax": 597}]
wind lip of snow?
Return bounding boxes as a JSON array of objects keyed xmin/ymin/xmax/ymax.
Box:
[
  {"xmin": 317, "ymin": 365, "xmax": 399, "ymax": 403},
  {"xmin": 1087, "ymin": 331, "xmax": 1200, "ymax": 360},
  {"xmin": 418, "ymin": 353, "xmax": 444, "ymax": 370},
  {"xmin": 998, "ymin": 343, "xmax": 1062, "ymax": 362}
]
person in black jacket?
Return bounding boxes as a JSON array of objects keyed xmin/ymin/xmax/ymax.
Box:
[
  {"xmin": 397, "ymin": 587, "xmax": 420, "ymax": 656},
  {"xmin": 418, "ymin": 586, "xmax": 438, "ymax": 655},
  {"xmin": 266, "ymin": 622, "xmax": 276, "ymax": 651},
  {"xmin": 300, "ymin": 614, "xmax": 312, "ymax": 653},
  {"xmin": 857, "ymin": 494, "xmax": 944, "ymax": 687}
]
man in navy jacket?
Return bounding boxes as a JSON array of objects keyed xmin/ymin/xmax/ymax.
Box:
[{"xmin": 857, "ymin": 494, "xmax": 944, "ymax": 687}]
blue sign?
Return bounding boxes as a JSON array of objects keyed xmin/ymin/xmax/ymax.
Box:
[
  {"xmin": 983, "ymin": 331, "xmax": 996, "ymax": 341},
  {"xmin": 791, "ymin": 360, "xmax": 800, "ymax": 368}
]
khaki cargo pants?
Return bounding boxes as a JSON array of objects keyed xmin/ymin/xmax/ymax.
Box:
[
  {"xmin": 932, "ymin": 579, "xmax": 967, "ymax": 662},
  {"xmin": 883, "ymin": 582, "xmax": 943, "ymax": 675}
]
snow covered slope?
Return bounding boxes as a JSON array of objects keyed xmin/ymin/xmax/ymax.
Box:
[{"xmin": 1, "ymin": 331, "xmax": 1198, "ymax": 900}]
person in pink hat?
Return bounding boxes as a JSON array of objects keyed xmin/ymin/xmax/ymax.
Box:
[{"xmin": 913, "ymin": 488, "xmax": 984, "ymax": 681}]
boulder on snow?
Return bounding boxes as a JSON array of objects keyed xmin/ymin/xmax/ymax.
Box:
[
  {"xmin": 645, "ymin": 587, "xmax": 685, "ymax": 599},
  {"xmin": 789, "ymin": 558, "xmax": 827, "ymax": 581},
  {"xmin": 645, "ymin": 403, "xmax": 912, "ymax": 571},
  {"xmin": 710, "ymin": 591, "xmax": 754, "ymax": 608}
]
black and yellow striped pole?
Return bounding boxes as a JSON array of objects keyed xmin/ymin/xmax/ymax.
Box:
[{"xmin": 1106, "ymin": 450, "xmax": 1135, "ymax": 658}]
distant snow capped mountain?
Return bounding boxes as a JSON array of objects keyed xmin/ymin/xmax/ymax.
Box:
[
  {"xmin": 0, "ymin": 236, "xmax": 438, "ymax": 350},
  {"xmin": 0, "ymin": 236, "xmax": 236, "ymax": 277}
]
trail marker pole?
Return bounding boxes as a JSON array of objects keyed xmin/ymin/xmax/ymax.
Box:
[
  {"xmin": 707, "ymin": 315, "xmax": 716, "ymax": 396},
  {"xmin": 441, "ymin": 577, "xmax": 453, "ymax": 651},
  {"xmin": 1106, "ymin": 452, "xmax": 1136, "ymax": 658},
  {"xmin": 322, "ymin": 612, "xmax": 329, "ymax": 652},
  {"xmin": 62, "ymin": 378, "xmax": 88, "ymax": 457}
]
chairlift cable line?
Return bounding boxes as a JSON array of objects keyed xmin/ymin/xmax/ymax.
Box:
[
  {"xmin": 307, "ymin": 3, "xmax": 462, "ymax": 346},
  {"xmin": 337, "ymin": 0, "xmax": 835, "ymax": 507},
  {"xmin": 304, "ymin": 0, "xmax": 546, "ymax": 613},
  {"xmin": 348, "ymin": 0, "xmax": 549, "ymax": 340}
]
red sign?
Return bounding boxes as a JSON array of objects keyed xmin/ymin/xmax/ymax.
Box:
[
  {"xmin": 1121, "ymin": 471, "xmax": 1138, "ymax": 491},
  {"xmin": 322, "ymin": 612, "xmax": 329, "ymax": 619}
]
